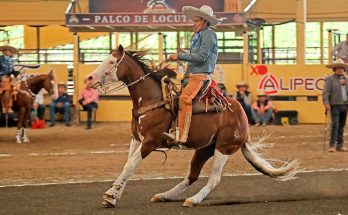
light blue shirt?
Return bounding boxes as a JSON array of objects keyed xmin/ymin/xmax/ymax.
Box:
[{"xmin": 178, "ymin": 27, "xmax": 218, "ymax": 74}]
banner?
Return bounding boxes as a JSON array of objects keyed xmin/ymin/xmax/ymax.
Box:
[
  {"xmin": 66, "ymin": 12, "xmax": 244, "ymax": 26},
  {"xmin": 89, "ymin": 0, "xmax": 224, "ymax": 13}
]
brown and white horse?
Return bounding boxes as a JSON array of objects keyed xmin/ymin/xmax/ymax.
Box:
[
  {"xmin": 13, "ymin": 70, "xmax": 58, "ymax": 143},
  {"xmin": 85, "ymin": 45, "xmax": 301, "ymax": 207}
]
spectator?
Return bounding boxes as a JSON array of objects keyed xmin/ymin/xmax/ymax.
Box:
[
  {"xmin": 332, "ymin": 34, "xmax": 348, "ymax": 63},
  {"xmin": 33, "ymin": 89, "xmax": 45, "ymax": 120},
  {"xmin": 49, "ymin": 82, "xmax": 71, "ymax": 127},
  {"xmin": 232, "ymin": 82, "xmax": 253, "ymax": 124},
  {"xmin": 323, "ymin": 59, "xmax": 348, "ymax": 152},
  {"xmin": 0, "ymin": 45, "xmax": 18, "ymax": 113},
  {"xmin": 78, "ymin": 84, "xmax": 99, "ymax": 129},
  {"xmin": 251, "ymin": 94, "xmax": 273, "ymax": 126},
  {"xmin": 217, "ymin": 83, "xmax": 228, "ymax": 96}
]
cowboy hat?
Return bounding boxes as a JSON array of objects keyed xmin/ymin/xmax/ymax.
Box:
[
  {"xmin": 326, "ymin": 59, "xmax": 348, "ymax": 70},
  {"xmin": 257, "ymin": 93, "xmax": 268, "ymax": 97},
  {"xmin": 182, "ymin": 5, "xmax": 223, "ymax": 26},
  {"xmin": 236, "ymin": 81, "xmax": 249, "ymax": 88},
  {"xmin": 58, "ymin": 82, "xmax": 67, "ymax": 88},
  {"xmin": 0, "ymin": 45, "xmax": 18, "ymax": 54}
]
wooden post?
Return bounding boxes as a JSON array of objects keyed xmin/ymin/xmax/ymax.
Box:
[
  {"xmin": 114, "ymin": 32, "xmax": 120, "ymax": 48},
  {"xmin": 328, "ymin": 30, "xmax": 333, "ymax": 64},
  {"xmin": 296, "ymin": 0, "xmax": 306, "ymax": 65},
  {"xmin": 158, "ymin": 32, "xmax": 164, "ymax": 62},
  {"xmin": 320, "ymin": 21, "xmax": 324, "ymax": 64},
  {"xmin": 73, "ymin": 32, "xmax": 80, "ymax": 121},
  {"xmin": 243, "ymin": 31, "xmax": 249, "ymax": 82},
  {"xmin": 272, "ymin": 26, "xmax": 275, "ymax": 64},
  {"xmin": 257, "ymin": 30, "xmax": 262, "ymax": 64}
]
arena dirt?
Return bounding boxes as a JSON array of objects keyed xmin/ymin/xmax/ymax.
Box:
[{"xmin": 0, "ymin": 123, "xmax": 347, "ymax": 186}]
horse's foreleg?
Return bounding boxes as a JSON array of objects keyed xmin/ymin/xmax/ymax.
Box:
[
  {"xmin": 183, "ymin": 149, "xmax": 228, "ymax": 207},
  {"xmin": 106, "ymin": 138, "xmax": 140, "ymax": 203},
  {"xmin": 102, "ymin": 141, "xmax": 144, "ymax": 207},
  {"xmin": 151, "ymin": 144, "xmax": 215, "ymax": 202},
  {"xmin": 16, "ymin": 107, "xmax": 25, "ymax": 144}
]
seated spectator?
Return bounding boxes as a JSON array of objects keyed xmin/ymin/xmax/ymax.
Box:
[
  {"xmin": 32, "ymin": 89, "xmax": 45, "ymax": 120},
  {"xmin": 78, "ymin": 84, "xmax": 99, "ymax": 129},
  {"xmin": 232, "ymin": 82, "xmax": 253, "ymax": 124},
  {"xmin": 49, "ymin": 82, "xmax": 71, "ymax": 127},
  {"xmin": 251, "ymin": 94, "xmax": 273, "ymax": 126},
  {"xmin": 217, "ymin": 83, "xmax": 228, "ymax": 96}
]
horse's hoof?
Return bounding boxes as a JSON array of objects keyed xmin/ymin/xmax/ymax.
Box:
[
  {"xmin": 16, "ymin": 141, "xmax": 22, "ymax": 144},
  {"xmin": 102, "ymin": 199, "xmax": 115, "ymax": 208},
  {"xmin": 150, "ymin": 194, "xmax": 165, "ymax": 202},
  {"xmin": 182, "ymin": 198, "xmax": 195, "ymax": 207},
  {"xmin": 102, "ymin": 195, "xmax": 116, "ymax": 207},
  {"xmin": 23, "ymin": 140, "xmax": 30, "ymax": 144}
]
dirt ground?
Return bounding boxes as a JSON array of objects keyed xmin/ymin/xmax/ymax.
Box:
[{"xmin": 0, "ymin": 123, "xmax": 348, "ymax": 186}]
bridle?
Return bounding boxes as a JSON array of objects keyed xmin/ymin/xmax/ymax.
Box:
[{"xmin": 92, "ymin": 51, "xmax": 157, "ymax": 95}]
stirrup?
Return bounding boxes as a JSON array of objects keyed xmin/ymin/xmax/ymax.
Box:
[{"xmin": 161, "ymin": 127, "xmax": 180, "ymax": 144}]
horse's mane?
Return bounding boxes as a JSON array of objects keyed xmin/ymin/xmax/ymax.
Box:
[{"xmin": 125, "ymin": 50, "xmax": 177, "ymax": 84}]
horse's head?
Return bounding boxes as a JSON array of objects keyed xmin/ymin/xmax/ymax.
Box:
[
  {"xmin": 85, "ymin": 44, "xmax": 128, "ymax": 91},
  {"xmin": 43, "ymin": 70, "xmax": 58, "ymax": 99}
]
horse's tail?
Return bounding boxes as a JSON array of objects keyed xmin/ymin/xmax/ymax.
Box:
[{"xmin": 241, "ymin": 136, "xmax": 302, "ymax": 181}]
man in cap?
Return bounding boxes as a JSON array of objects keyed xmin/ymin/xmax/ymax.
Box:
[
  {"xmin": 332, "ymin": 34, "xmax": 348, "ymax": 63},
  {"xmin": 0, "ymin": 45, "xmax": 18, "ymax": 113},
  {"xmin": 233, "ymin": 82, "xmax": 253, "ymax": 125},
  {"xmin": 162, "ymin": 5, "xmax": 222, "ymax": 143},
  {"xmin": 323, "ymin": 59, "xmax": 348, "ymax": 152},
  {"xmin": 49, "ymin": 82, "xmax": 72, "ymax": 127},
  {"xmin": 251, "ymin": 93, "xmax": 274, "ymax": 126}
]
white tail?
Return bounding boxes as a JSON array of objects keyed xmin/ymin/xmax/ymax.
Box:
[{"xmin": 241, "ymin": 137, "xmax": 302, "ymax": 181}]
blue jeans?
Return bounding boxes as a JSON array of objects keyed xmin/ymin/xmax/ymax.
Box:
[
  {"xmin": 50, "ymin": 102, "xmax": 71, "ymax": 124},
  {"xmin": 251, "ymin": 109, "xmax": 273, "ymax": 124},
  {"xmin": 329, "ymin": 104, "xmax": 347, "ymax": 148},
  {"xmin": 79, "ymin": 101, "xmax": 98, "ymax": 127}
]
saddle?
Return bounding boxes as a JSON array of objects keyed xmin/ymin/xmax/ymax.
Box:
[{"xmin": 160, "ymin": 76, "xmax": 231, "ymax": 116}]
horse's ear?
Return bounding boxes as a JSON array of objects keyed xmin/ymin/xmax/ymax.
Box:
[
  {"xmin": 118, "ymin": 44, "xmax": 124, "ymax": 54},
  {"xmin": 48, "ymin": 69, "xmax": 55, "ymax": 79}
]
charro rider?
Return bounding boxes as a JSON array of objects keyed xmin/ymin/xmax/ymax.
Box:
[
  {"xmin": 162, "ymin": 5, "xmax": 222, "ymax": 144},
  {"xmin": 0, "ymin": 45, "xmax": 18, "ymax": 113}
]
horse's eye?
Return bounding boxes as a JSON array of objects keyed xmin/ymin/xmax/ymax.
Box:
[{"xmin": 110, "ymin": 61, "xmax": 114, "ymax": 64}]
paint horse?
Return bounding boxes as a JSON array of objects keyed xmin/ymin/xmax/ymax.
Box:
[
  {"xmin": 85, "ymin": 45, "xmax": 301, "ymax": 207},
  {"xmin": 12, "ymin": 69, "xmax": 58, "ymax": 143}
]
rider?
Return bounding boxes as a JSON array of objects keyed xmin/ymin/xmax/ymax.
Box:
[
  {"xmin": 0, "ymin": 45, "xmax": 18, "ymax": 113},
  {"xmin": 162, "ymin": 5, "xmax": 222, "ymax": 144}
]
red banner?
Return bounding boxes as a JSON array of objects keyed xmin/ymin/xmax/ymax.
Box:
[{"xmin": 89, "ymin": 0, "xmax": 225, "ymax": 13}]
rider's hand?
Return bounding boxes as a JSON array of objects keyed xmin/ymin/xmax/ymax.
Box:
[{"xmin": 168, "ymin": 54, "xmax": 178, "ymax": 61}]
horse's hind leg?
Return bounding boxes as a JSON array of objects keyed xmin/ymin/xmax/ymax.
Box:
[
  {"xmin": 22, "ymin": 107, "xmax": 31, "ymax": 143},
  {"xmin": 151, "ymin": 144, "xmax": 215, "ymax": 202},
  {"xmin": 183, "ymin": 149, "xmax": 228, "ymax": 207}
]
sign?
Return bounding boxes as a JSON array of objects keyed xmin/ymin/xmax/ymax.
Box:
[
  {"xmin": 89, "ymin": 0, "xmax": 224, "ymax": 13},
  {"xmin": 249, "ymin": 65, "xmax": 328, "ymax": 95},
  {"xmin": 66, "ymin": 13, "xmax": 244, "ymax": 26}
]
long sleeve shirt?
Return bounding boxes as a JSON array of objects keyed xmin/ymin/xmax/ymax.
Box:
[
  {"xmin": 178, "ymin": 27, "xmax": 218, "ymax": 74},
  {"xmin": 0, "ymin": 55, "xmax": 15, "ymax": 77},
  {"xmin": 332, "ymin": 41, "xmax": 348, "ymax": 61},
  {"xmin": 78, "ymin": 88, "xmax": 99, "ymax": 104},
  {"xmin": 322, "ymin": 74, "xmax": 348, "ymax": 105},
  {"xmin": 53, "ymin": 93, "xmax": 71, "ymax": 104}
]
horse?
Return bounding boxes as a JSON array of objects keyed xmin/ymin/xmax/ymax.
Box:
[
  {"xmin": 85, "ymin": 44, "xmax": 301, "ymax": 207},
  {"xmin": 11, "ymin": 70, "xmax": 58, "ymax": 143}
]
